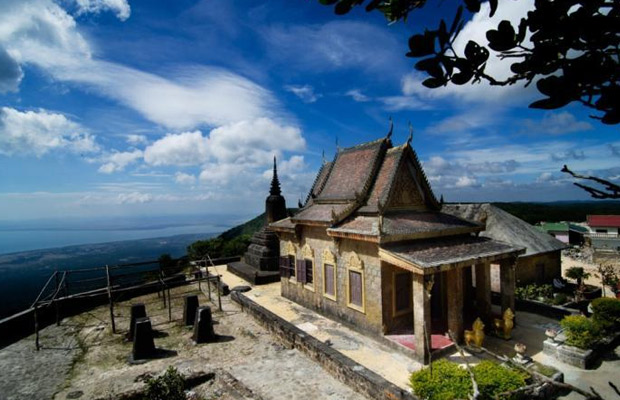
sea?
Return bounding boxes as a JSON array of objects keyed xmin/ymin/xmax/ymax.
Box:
[{"xmin": 0, "ymin": 214, "xmax": 249, "ymax": 319}]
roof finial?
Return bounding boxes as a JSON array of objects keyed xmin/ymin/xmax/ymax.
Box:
[
  {"xmin": 322, "ymin": 149, "xmax": 326, "ymax": 164},
  {"xmin": 386, "ymin": 116, "xmax": 393, "ymax": 139},
  {"xmin": 406, "ymin": 122, "xmax": 413, "ymax": 146},
  {"xmin": 269, "ymin": 155, "xmax": 282, "ymax": 196},
  {"xmin": 298, "ymin": 198, "xmax": 303, "ymax": 208}
]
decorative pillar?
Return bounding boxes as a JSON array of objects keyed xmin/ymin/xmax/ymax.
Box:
[
  {"xmin": 475, "ymin": 262, "xmax": 492, "ymax": 324},
  {"xmin": 413, "ymin": 273, "xmax": 432, "ymax": 364},
  {"xmin": 447, "ymin": 268, "xmax": 464, "ymax": 343},
  {"xmin": 500, "ymin": 258, "xmax": 516, "ymax": 316}
]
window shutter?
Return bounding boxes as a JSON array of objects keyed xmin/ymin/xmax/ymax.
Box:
[
  {"xmin": 297, "ymin": 259, "xmax": 307, "ymax": 284},
  {"xmin": 305, "ymin": 259, "xmax": 313, "ymax": 284},
  {"xmin": 349, "ymin": 271, "xmax": 363, "ymax": 307},
  {"xmin": 279, "ymin": 256, "xmax": 289, "ymax": 278},
  {"xmin": 325, "ymin": 264, "xmax": 335, "ymax": 296}
]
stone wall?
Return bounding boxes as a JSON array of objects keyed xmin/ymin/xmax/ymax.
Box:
[
  {"xmin": 279, "ymin": 227, "xmax": 384, "ymax": 335},
  {"xmin": 515, "ymin": 251, "xmax": 562, "ymax": 285},
  {"xmin": 231, "ymin": 290, "xmax": 416, "ymax": 400}
]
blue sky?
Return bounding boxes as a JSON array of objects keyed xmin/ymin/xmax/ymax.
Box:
[{"xmin": 0, "ymin": 0, "xmax": 618, "ymax": 222}]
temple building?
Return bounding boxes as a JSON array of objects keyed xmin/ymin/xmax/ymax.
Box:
[
  {"xmin": 228, "ymin": 157, "xmax": 288, "ymax": 284},
  {"xmin": 270, "ymin": 132, "xmax": 525, "ymax": 363}
]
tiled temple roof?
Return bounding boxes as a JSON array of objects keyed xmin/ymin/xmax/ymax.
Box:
[
  {"xmin": 379, "ymin": 236, "xmax": 525, "ymax": 274},
  {"xmin": 443, "ymin": 203, "xmax": 567, "ymax": 257},
  {"xmin": 317, "ymin": 138, "xmax": 387, "ymax": 202},
  {"xmin": 291, "ymin": 203, "xmax": 350, "ymax": 225},
  {"xmin": 358, "ymin": 146, "xmax": 404, "ymax": 213},
  {"xmin": 327, "ymin": 211, "xmax": 482, "ymax": 242},
  {"xmin": 304, "ymin": 160, "xmax": 333, "ymax": 206}
]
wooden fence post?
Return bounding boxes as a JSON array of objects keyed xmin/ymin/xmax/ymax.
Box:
[{"xmin": 105, "ymin": 265, "xmax": 116, "ymax": 334}]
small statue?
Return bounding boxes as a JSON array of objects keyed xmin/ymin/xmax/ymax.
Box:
[
  {"xmin": 464, "ymin": 318, "xmax": 485, "ymax": 347},
  {"xmin": 494, "ymin": 308, "xmax": 514, "ymax": 340}
]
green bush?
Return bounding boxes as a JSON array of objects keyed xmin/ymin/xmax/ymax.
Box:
[
  {"xmin": 591, "ymin": 297, "xmax": 620, "ymax": 331},
  {"xmin": 515, "ymin": 284, "xmax": 553, "ymax": 301},
  {"xmin": 409, "ymin": 360, "xmax": 527, "ymax": 400},
  {"xmin": 560, "ymin": 315, "xmax": 602, "ymax": 349},
  {"xmin": 474, "ymin": 361, "xmax": 528, "ymax": 400},
  {"xmin": 552, "ymin": 293, "xmax": 568, "ymax": 305},
  {"xmin": 143, "ymin": 366, "xmax": 186, "ymax": 400},
  {"xmin": 410, "ymin": 359, "xmax": 471, "ymax": 400}
]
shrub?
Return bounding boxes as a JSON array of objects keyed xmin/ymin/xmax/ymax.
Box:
[
  {"xmin": 560, "ymin": 315, "xmax": 602, "ymax": 349},
  {"xmin": 409, "ymin": 359, "xmax": 471, "ymax": 400},
  {"xmin": 591, "ymin": 297, "xmax": 620, "ymax": 331},
  {"xmin": 535, "ymin": 284, "xmax": 554, "ymax": 299},
  {"xmin": 474, "ymin": 361, "xmax": 528, "ymax": 400},
  {"xmin": 409, "ymin": 360, "xmax": 527, "ymax": 400},
  {"xmin": 143, "ymin": 366, "xmax": 186, "ymax": 400},
  {"xmin": 552, "ymin": 293, "xmax": 568, "ymax": 305}
]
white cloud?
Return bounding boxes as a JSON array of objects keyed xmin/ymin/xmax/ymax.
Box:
[
  {"xmin": 207, "ymin": 118, "xmax": 305, "ymax": 165},
  {"xmin": 143, "ymin": 131, "xmax": 209, "ymax": 166},
  {"xmin": 378, "ymin": 96, "xmax": 432, "ymax": 111},
  {"xmin": 284, "ymin": 84, "xmax": 321, "ymax": 103},
  {"xmin": 117, "ymin": 191, "xmax": 152, "ymax": 204},
  {"xmin": 175, "ymin": 172, "xmax": 196, "ymax": 185},
  {"xmin": 73, "ymin": 0, "xmax": 131, "ymax": 21},
  {"xmin": 0, "ymin": 0, "xmax": 283, "ymax": 130},
  {"xmin": 199, "ymin": 162, "xmax": 245, "ymax": 185},
  {"xmin": 126, "ymin": 134, "xmax": 148, "ymax": 146},
  {"xmin": 261, "ymin": 20, "xmax": 405, "ymax": 74},
  {"xmin": 455, "ymin": 176, "xmax": 479, "ymax": 188},
  {"xmin": 0, "ymin": 107, "xmax": 98, "ymax": 156},
  {"xmin": 345, "ymin": 89, "xmax": 370, "ymax": 102},
  {"xmin": 98, "ymin": 149, "xmax": 143, "ymax": 173},
  {"xmin": 522, "ymin": 112, "xmax": 593, "ymax": 135}
]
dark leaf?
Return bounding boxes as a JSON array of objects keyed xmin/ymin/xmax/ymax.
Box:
[
  {"xmin": 451, "ymin": 70, "xmax": 473, "ymax": 85},
  {"xmin": 450, "ymin": 6, "xmax": 464, "ymax": 37},
  {"xmin": 407, "ymin": 31, "xmax": 436, "ymax": 57},
  {"xmin": 486, "ymin": 20, "xmax": 517, "ymax": 51},
  {"xmin": 464, "ymin": 40, "xmax": 489, "ymax": 66},
  {"xmin": 529, "ymin": 96, "xmax": 573, "ymax": 110},
  {"xmin": 438, "ymin": 20, "xmax": 448, "ymax": 49},
  {"xmin": 602, "ymin": 111, "xmax": 620, "ymax": 125},
  {"xmin": 516, "ymin": 18, "xmax": 528, "ymax": 43},
  {"xmin": 464, "ymin": 0, "xmax": 480, "ymax": 13},
  {"xmin": 489, "ymin": 0, "xmax": 498, "ymax": 17},
  {"xmin": 422, "ymin": 77, "xmax": 445, "ymax": 88},
  {"xmin": 334, "ymin": 0, "xmax": 353, "ymax": 15},
  {"xmin": 319, "ymin": 0, "xmax": 338, "ymax": 4},
  {"xmin": 536, "ymin": 76, "xmax": 563, "ymax": 96}
]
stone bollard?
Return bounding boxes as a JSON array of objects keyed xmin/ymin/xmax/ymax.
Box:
[
  {"xmin": 193, "ymin": 306, "xmax": 216, "ymax": 344},
  {"xmin": 128, "ymin": 303, "xmax": 147, "ymax": 340},
  {"xmin": 183, "ymin": 295, "xmax": 199, "ymax": 326},
  {"xmin": 132, "ymin": 317, "xmax": 156, "ymax": 360}
]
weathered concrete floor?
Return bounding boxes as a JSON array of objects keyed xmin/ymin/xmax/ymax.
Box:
[
  {"xmin": 0, "ymin": 323, "xmax": 81, "ymax": 400},
  {"xmin": 219, "ymin": 266, "xmax": 423, "ymax": 390},
  {"xmin": 48, "ymin": 282, "xmax": 362, "ymax": 400}
]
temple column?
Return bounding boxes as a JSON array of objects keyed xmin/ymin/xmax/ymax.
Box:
[
  {"xmin": 447, "ymin": 268, "xmax": 464, "ymax": 343},
  {"xmin": 413, "ymin": 273, "xmax": 431, "ymax": 364},
  {"xmin": 500, "ymin": 258, "xmax": 517, "ymax": 315},
  {"xmin": 475, "ymin": 262, "xmax": 492, "ymax": 324}
]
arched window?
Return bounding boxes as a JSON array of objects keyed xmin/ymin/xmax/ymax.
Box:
[
  {"xmin": 346, "ymin": 252, "xmax": 365, "ymax": 313},
  {"xmin": 322, "ymin": 249, "xmax": 337, "ymax": 301}
]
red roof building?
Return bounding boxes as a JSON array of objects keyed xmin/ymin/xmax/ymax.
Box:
[{"xmin": 587, "ymin": 215, "xmax": 620, "ymax": 228}]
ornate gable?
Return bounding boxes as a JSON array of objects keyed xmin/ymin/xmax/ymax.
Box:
[{"xmin": 383, "ymin": 150, "xmax": 435, "ymax": 212}]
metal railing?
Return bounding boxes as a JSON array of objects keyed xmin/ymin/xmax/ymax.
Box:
[{"xmin": 29, "ymin": 255, "xmax": 230, "ymax": 350}]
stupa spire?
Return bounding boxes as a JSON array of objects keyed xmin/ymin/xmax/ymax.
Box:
[{"xmin": 270, "ymin": 156, "xmax": 282, "ymax": 196}]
